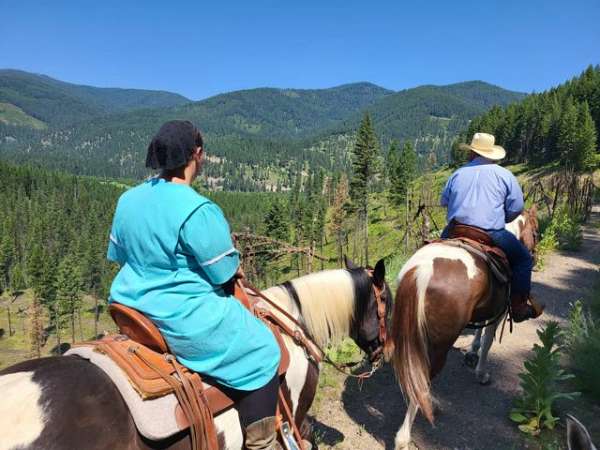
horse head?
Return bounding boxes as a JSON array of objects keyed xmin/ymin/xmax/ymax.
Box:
[{"xmin": 344, "ymin": 256, "xmax": 392, "ymax": 363}]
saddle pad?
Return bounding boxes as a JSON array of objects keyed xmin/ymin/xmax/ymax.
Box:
[{"xmin": 65, "ymin": 346, "xmax": 184, "ymax": 441}]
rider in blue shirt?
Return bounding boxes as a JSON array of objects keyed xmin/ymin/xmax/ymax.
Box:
[
  {"xmin": 440, "ymin": 132, "xmax": 542, "ymax": 322},
  {"xmin": 108, "ymin": 120, "xmax": 281, "ymax": 449}
]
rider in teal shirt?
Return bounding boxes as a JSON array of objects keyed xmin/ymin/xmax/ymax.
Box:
[{"xmin": 107, "ymin": 121, "xmax": 281, "ymax": 448}]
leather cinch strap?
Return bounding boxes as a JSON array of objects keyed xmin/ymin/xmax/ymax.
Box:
[{"xmin": 132, "ymin": 346, "xmax": 218, "ymax": 450}]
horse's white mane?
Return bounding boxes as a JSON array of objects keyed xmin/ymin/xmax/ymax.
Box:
[{"xmin": 263, "ymin": 269, "xmax": 356, "ymax": 348}]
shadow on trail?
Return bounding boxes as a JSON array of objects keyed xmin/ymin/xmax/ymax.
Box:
[
  {"xmin": 311, "ymin": 419, "xmax": 345, "ymax": 447},
  {"xmin": 339, "ymin": 345, "xmax": 531, "ymax": 450}
]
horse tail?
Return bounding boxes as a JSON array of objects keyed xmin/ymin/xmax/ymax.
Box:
[{"xmin": 390, "ymin": 267, "xmax": 434, "ymax": 423}]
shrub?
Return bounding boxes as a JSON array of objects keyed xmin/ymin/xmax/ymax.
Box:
[
  {"xmin": 548, "ymin": 208, "xmax": 583, "ymax": 250},
  {"xmin": 566, "ymin": 297, "xmax": 600, "ymax": 402},
  {"xmin": 564, "ymin": 300, "xmax": 593, "ymax": 348},
  {"xmin": 510, "ymin": 321, "xmax": 579, "ymax": 436},
  {"xmin": 535, "ymin": 207, "xmax": 582, "ymax": 269}
]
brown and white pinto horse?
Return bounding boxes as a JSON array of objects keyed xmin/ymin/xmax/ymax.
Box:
[
  {"xmin": 388, "ymin": 208, "xmax": 539, "ymax": 450},
  {"xmin": 0, "ymin": 260, "xmax": 391, "ymax": 450}
]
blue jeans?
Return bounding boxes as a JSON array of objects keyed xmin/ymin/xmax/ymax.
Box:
[{"xmin": 441, "ymin": 226, "xmax": 533, "ymax": 295}]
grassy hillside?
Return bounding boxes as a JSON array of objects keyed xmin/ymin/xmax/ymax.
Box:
[
  {"xmin": 0, "ymin": 102, "xmax": 46, "ymax": 129},
  {"xmin": 0, "ymin": 69, "xmax": 190, "ymax": 128},
  {"xmin": 0, "ymin": 290, "xmax": 118, "ymax": 368}
]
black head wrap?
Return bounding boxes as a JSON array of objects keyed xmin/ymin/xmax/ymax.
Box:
[{"xmin": 145, "ymin": 120, "xmax": 203, "ymax": 170}]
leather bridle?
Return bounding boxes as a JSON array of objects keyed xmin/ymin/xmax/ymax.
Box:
[{"xmin": 365, "ymin": 267, "xmax": 388, "ymax": 365}]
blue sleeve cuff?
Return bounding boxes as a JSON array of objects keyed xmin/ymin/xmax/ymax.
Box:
[
  {"xmin": 107, "ymin": 234, "xmax": 125, "ymax": 265},
  {"xmin": 200, "ymin": 249, "xmax": 240, "ymax": 285}
]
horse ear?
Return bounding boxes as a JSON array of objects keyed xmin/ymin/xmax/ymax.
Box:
[
  {"xmin": 373, "ymin": 258, "xmax": 386, "ymax": 287},
  {"xmin": 567, "ymin": 415, "xmax": 595, "ymax": 450},
  {"xmin": 344, "ymin": 255, "xmax": 359, "ymax": 270}
]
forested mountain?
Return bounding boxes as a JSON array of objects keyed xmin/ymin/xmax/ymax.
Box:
[
  {"xmin": 328, "ymin": 81, "xmax": 526, "ymax": 164},
  {"xmin": 0, "ymin": 69, "xmax": 524, "ymax": 188},
  {"xmin": 0, "ymin": 69, "xmax": 190, "ymax": 128},
  {"xmin": 458, "ymin": 65, "xmax": 600, "ymax": 171}
]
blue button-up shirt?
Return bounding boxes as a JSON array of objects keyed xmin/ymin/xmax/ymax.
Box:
[{"xmin": 441, "ymin": 157, "xmax": 524, "ymax": 231}]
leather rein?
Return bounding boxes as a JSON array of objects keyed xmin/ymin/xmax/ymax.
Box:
[{"xmin": 239, "ymin": 269, "xmax": 387, "ymax": 381}]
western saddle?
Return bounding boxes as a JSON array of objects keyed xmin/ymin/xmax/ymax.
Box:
[
  {"xmin": 435, "ymin": 222, "xmax": 513, "ymax": 328},
  {"xmin": 446, "ymin": 222, "xmax": 511, "ymax": 285},
  {"xmin": 78, "ymin": 281, "xmax": 298, "ymax": 450}
]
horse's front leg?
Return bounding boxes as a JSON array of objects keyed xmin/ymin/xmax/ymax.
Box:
[
  {"xmin": 464, "ymin": 328, "xmax": 483, "ymax": 368},
  {"xmin": 474, "ymin": 320, "xmax": 501, "ymax": 385},
  {"xmin": 394, "ymin": 400, "xmax": 419, "ymax": 450}
]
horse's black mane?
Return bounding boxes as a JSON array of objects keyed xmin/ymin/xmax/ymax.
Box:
[{"xmin": 346, "ymin": 267, "xmax": 372, "ymax": 321}]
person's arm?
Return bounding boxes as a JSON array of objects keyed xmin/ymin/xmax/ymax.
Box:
[
  {"xmin": 504, "ymin": 172, "xmax": 524, "ymax": 223},
  {"xmin": 107, "ymin": 222, "xmax": 126, "ymax": 265},
  {"xmin": 440, "ymin": 175, "xmax": 453, "ymax": 207},
  {"xmin": 180, "ymin": 203, "xmax": 240, "ymax": 286}
]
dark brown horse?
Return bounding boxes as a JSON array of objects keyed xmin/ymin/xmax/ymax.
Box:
[
  {"xmin": 0, "ymin": 261, "xmax": 391, "ymax": 450},
  {"xmin": 388, "ymin": 208, "xmax": 539, "ymax": 450}
]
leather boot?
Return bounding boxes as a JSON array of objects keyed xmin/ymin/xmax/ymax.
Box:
[
  {"xmin": 245, "ymin": 416, "xmax": 282, "ymax": 450},
  {"xmin": 511, "ymin": 292, "xmax": 544, "ymax": 323}
]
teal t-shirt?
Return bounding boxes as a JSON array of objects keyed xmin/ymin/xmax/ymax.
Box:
[{"xmin": 107, "ymin": 178, "xmax": 280, "ymax": 390}]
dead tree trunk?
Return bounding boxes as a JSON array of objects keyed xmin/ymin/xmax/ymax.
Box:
[
  {"xmin": 5, "ymin": 305, "xmax": 13, "ymax": 336},
  {"xmin": 54, "ymin": 304, "xmax": 61, "ymax": 355},
  {"xmin": 94, "ymin": 296, "xmax": 99, "ymax": 339}
]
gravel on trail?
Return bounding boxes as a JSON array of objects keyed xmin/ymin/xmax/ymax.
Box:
[{"xmin": 310, "ymin": 207, "xmax": 600, "ymax": 450}]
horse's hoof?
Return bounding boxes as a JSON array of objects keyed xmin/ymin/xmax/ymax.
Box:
[
  {"xmin": 464, "ymin": 351, "xmax": 479, "ymax": 368},
  {"xmin": 477, "ymin": 372, "xmax": 491, "ymax": 385}
]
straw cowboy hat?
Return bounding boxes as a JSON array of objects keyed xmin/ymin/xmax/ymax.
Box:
[{"xmin": 459, "ymin": 132, "xmax": 506, "ymax": 160}]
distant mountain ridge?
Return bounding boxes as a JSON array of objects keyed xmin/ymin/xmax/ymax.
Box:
[
  {"xmin": 0, "ymin": 69, "xmax": 525, "ymax": 188},
  {"xmin": 0, "ymin": 69, "xmax": 191, "ymax": 127}
]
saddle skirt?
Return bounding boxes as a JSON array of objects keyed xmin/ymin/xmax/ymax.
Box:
[
  {"xmin": 447, "ymin": 222, "xmax": 512, "ymax": 285},
  {"xmin": 66, "ymin": 342, "xmax": 203, "ymax": 441},
  {"xmin": 65, "ymin": 285, "xmax": 292, "ymax": 444}
]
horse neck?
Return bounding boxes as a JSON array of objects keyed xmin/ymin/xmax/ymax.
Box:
[{"xmin": 263, "ymin": 269, "xmax": 357, "ymax": 348}]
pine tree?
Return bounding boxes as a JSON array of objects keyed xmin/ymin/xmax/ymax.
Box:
[
  {"xmin": 9, "ymin": 263, "xmax": 25, "ymax": 293},
  {"xmin": 308, "ymin": 171, "xmax": 327, "ymax": 271},
  {"xmin": 0, "ymin": 235, "xmax": 13, "ymax": 294},
  {"xmin": 557, "ymin": 97, "xmax": 579, "ymax": 169},
  {"xmin": 264, "ymin": 201, "xmax": 289, "ymax": 241},
  {"xmin": 27, "ymin": 243, "xmax": 56, "ymax": 356},
  {"xmin": 289, "ymin": 171, "xmax": 305, "ymax": 275},
  {"xmin": 29, "ymin": 297, "xmax": 43, "ymax": 358},
  {"xmin": 450, "ymin": 139, "xmax": 468, "ymax": 167},
  {"xmin": 329, "ymin": 174, "xmax": 350, "ymax": 266},
  {"xmin": 56, "ymin": 255, "xmax": 83, "ymax": 346},
  {"xmin": 349, "ymin": 113, "xmax": 380, "ymax": 264},
  {"xmin": 573, "ymin": 101, "xmax": 598, "ymax": 171},
  {"xmin": 389, "ymin": 141, "xmax": 418, "ymax": 207},
  {"xmin": 386, "ymin": 140, "xmax": 399, "ymax": 184}
]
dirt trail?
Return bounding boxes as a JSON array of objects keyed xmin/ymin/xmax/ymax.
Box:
[{"xmin": 311, "ymin": 206, "xmax": 600, "ymax": 450}]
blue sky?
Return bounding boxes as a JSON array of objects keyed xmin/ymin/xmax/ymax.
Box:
[{"xmin": 2, "ymin": 0, "xmax": 599, "ymax": 100}]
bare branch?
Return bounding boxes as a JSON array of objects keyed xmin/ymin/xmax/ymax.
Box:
[{"xmin": 232, "ymin": 232, "xmax": 329, "ymax": 261}]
